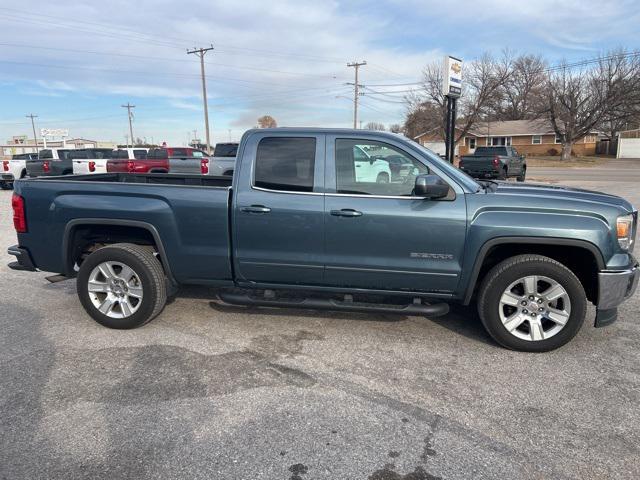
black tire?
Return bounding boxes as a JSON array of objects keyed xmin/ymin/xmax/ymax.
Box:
[
  {"xmin": 477, "ymin": 254, "xmax": 587, "ymax": 352},
  {"xmin": 517, "ymin": 167, "xmax": 526, "ymax": 182},
  {"xmin": 77, "ymin": 243, "xmax": 167, "ymax": 329},
  {"xmin": 376, "ymin": 172, "xmax": 390, "ymax": 183},
  {"xmin": 0, "ymin": 181, "xmax": 12, "ymax": 190}
]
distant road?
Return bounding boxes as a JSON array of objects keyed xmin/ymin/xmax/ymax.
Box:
[{"xmin": 529, "ymin": 159, "xmax": 640, "ymax": 182}]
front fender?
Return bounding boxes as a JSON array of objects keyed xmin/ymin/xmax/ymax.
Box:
[{"xmin": 459, "ymin": 209, "xmax": 610, "ymax": 303}]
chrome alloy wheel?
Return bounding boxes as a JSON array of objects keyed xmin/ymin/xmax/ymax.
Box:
[
  {"xmin": 87, "ymin": 261, "xmax": 144, "ymax": 318},
  {"xmin": 498, "ymin": 275, "xmax": 571, "ymax": 342}
]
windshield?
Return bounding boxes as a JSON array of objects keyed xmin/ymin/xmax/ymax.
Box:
[{"xmin": 410, "ymin": 141, "xmax": 481, "ymax": 192}]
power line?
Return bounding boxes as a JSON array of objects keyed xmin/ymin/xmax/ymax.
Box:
[
  {"xmin": 0, "ymin": 7, "xmax": 346, "ymax": 64},
  {"xmin": 0, "ymin": 43, "xmax": 346, "ymax": 80},
  {"xmin": 187, "ymin": 45, "xmax": 215, "ymax": 154}
]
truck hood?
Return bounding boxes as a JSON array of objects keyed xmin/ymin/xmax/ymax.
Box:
[{"xmin": 488, "ymin": 181, "xmax": 636, "ymax": 212}]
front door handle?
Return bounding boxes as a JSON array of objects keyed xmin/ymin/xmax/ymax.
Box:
[
  {"xmin": 241, "ymin": 205, "xmax": 271, "ymax": 214},
  {"xmin": 330, "ymin": 209, "xmax": 363, "ymax": 217}
]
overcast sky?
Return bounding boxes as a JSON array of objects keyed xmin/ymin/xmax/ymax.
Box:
[{"xmin": 0, "ymin": 0, "xmax": 638, "ymax": 145}]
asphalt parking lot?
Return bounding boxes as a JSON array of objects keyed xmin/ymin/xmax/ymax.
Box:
[{"xmin": 1, "ymin": 164, "xmax": 639, "ymax": 479}]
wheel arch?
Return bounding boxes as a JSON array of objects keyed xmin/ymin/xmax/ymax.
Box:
[
  {"xmin": 463, "ymin": 237, "xmax": 604, "ymax": 305},
  {"xmin": 63, "ymin": 218, "xmax": 176, "ymax": 285}
]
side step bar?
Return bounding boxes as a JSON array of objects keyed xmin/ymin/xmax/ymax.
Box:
[{"xmin": 217, "ymin": 291, "xmax": 449, "ymax": 317}]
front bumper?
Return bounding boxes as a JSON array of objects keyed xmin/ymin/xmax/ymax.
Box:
[
  {"xmin": 595, "ymin": 264, "xmax": 639, "ymax": 327},
  {"xmin": 1, "ymin": 173, "xmax": 15, "ymax": 182},
  {"xmin": 7, "ymin": 245, "xmax": 37, "ymax": 272}
]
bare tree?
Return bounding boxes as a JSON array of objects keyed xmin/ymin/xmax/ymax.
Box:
[
  {"xmin": 494, "ymin": 54, "xmax": 547, "ymax": 120},
  {"xmin": 257, "ymin": 115, "xmax": 278, "ymax": 128},
  {"xmin": 364, "ymin": 122, "xmax": 386, "ymax": 131},
  {"xmin": 544, "ymin": 50, "xmax": 640, "ymax": 160},
  {"xmin": 389, "ymin": 123, "xmax": 403, "ymax": 134},
  {"xmin": 404, "ymin": 53, "xmax": 512, "ymax": 147}
]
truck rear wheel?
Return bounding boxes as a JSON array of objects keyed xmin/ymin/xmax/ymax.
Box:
[
  {"xmin": 77, "ymin": 243, "xmax": 167, "ymax": 329},
  {"xmin": 477, "ymin": 254, "xmax": 586, "ymax": 352}
]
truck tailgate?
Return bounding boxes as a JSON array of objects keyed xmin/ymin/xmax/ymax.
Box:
[{"xmin": 169, "ymin": 157, "xmax": 201, "ymax": 174}]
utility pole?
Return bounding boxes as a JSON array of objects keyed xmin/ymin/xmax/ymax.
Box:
[
  {"xmin": 121, "ymin": 103, "xmax": 135, "ymax": 147},
  {"xmin": 187, "ymin": 45, "xmax": 214, "ymax": 154},
  {"xmin": 26, "ymin": 114, "xmax": 39, "ymax": 153},
  {"xmin": 347, "ymin": 61, "xmax": 366, "ymax": 129}
]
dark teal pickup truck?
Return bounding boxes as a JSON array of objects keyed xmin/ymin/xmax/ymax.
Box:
[{"xmin": 7, "ymin": 128, "xmax": 638, "ymax": 351}]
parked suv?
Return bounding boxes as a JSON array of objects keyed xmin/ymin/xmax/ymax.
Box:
[
  {"xmin": 2, "ymin": 153, "xmax": 38, "ymax": 189},
  {"xmin": 26, "ymin": 148, "xmax": 73, "ymax": 178},
  {"xmin": 71, "ymin": 148, "xmax": 115, "ymax": 175}
]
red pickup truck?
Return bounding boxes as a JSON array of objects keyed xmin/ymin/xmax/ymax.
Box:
[{"xmin": 106, "ymin": 148, "xmax": 168, "ymax": 174}]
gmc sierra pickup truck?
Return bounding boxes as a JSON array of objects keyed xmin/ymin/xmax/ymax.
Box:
[{"xmin": 7, "ymin": 128, "xmax": 638, "ymax": 352}]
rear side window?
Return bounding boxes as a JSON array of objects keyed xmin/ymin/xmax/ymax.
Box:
[
  {"xmin": 254, "ymin": 137, "xmax": 316, "ymax": 192},
  {"xmin": 39, "ymin": 150, "xmax": 53, "ymax": 159},
  {"xmin": 133, "ymin": 150, "xmax": 147, "ymax": 159},
  {"xmin": 112, "ymin": 150, "xmax": 129, "ymax": 159}
]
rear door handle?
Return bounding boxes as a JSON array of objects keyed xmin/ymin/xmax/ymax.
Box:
[
  {"xmin": 330, "ymin": 209, "xmax": 363, "ymax": 217},
  {"xmin": 241, "ymin": 205, "xmax": 271, "ymax": 214}
]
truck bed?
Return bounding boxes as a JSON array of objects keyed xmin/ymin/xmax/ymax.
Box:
[{"xmin": 14, "ymin": 173, "xmax": 234, "ymax": 285}]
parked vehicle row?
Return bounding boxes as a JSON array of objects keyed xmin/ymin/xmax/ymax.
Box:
[{"xmin": 0, "ymin": 143, "xmax": 240, "ymax": 189}]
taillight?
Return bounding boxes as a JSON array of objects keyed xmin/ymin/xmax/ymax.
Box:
[
  {"xmin": 2, "ymin": 161, "xmax": 8, "ymax": 171},
  {"xmin": 493, "ymin": 156, "xmax": 500, "ymax": 169},
  {"xmin": 88, "ymin": 161, "xmax": 96, "ymax": 172},
  {"xmin": 200, "ymin": 158, "xmax": 209, "ymax": 174},
  {"xmin": 126, "ymin": 160, "xmax": 135, "ymax": 172},
  {"xmin": 42, "ymin": 161, "xmax": 50, "ymax": 173},
  {"xmin": 12, "ymin": 193, "xmax": 27, "ymax": 233}
]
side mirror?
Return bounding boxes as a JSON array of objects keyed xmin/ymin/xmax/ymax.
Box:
[{"xmin": 414, "ymin": 174, "xmax": 449, "ymax": 199}]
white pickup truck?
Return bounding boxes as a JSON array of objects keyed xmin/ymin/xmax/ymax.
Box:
[
  {"xmin": 71, "ymin": 148, "xmax": 116, "ymax": 175},
  {"xmin": 1, "ymin": 153, "xmax": 38, "ymax": 189}
]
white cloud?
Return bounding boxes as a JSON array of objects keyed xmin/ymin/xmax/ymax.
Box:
[{"xmin": 0, "ymin": 0, "xmax": 637, "ymax": 142}]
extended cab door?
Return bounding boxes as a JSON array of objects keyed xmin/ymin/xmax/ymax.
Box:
[
  {"xmin": 323, "ymin": 134, "xmax": 467, "ymax": 293},
  {"xmin": 233, "ymin": 132, "xmax": 326, "ymax": 285}
]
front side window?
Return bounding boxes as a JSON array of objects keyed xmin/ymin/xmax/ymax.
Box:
[
  {"xmin": 39, "ymin": 150, "xmax": 53, "ymax": 159},
  {"xmin": 133, "ymin": 150, "xmax": 147, "ymax": 159},
  {"xmin": 335, "ymin": 139, "xmax": 429, "ymax": 196},
  {"xmin": 254, "ymin": 137, "xmax": 316, "ymax": 192}
]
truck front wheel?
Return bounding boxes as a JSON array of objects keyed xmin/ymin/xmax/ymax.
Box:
[
  {"xmin": 477, "ymin": 254, "xmax": 587, "ymax": 352},
  {"xmin": 77, "ymin": 243, "xmax": 167, "ymax": 329}
]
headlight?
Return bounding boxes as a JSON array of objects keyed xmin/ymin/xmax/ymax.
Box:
[{"xmin": 617, "ymin": 213, "xmax": 635, "ymax": 251}]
